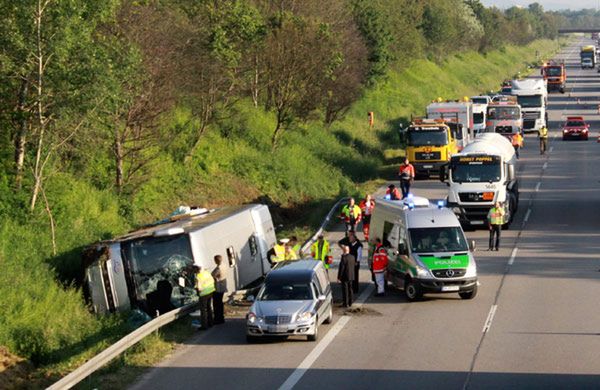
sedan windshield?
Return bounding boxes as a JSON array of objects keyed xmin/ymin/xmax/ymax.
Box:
[
  {"xmin": 565, "ymin": 121, "xmax": 585, "ymax": 127},
  {"xmin": 409, "ymin": 227, "xmax": 468, "ymax": 253},
  {"xmin": 407, "ymin": 129, "xmax": 448, "ymax": 146},
  {"xmin": 258, "ymin": 283, "xmax": 313, "ymax": 301}
]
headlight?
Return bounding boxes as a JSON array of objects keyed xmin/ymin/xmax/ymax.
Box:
[
  {"xmin": 298, "ymin": 311, "xmax": 315, "ymax": 321},
  {"xmin": 416, "ymin": 265, "xmax": 430, "ymax": 278},
  {"xmin": 247, "ymin": 312, "xmax": 261, "ymax": 323},
  {"xmin": 465, "ymin": 262, "xmax": 477, "ymax": 278}
]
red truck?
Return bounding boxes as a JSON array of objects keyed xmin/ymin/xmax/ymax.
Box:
[{"xmin": 541, "ymin": 62, "xmax": 566, "ymax": 93}]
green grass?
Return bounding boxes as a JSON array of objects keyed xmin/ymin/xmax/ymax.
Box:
[{"xmin": 0, "ymin": 38, "xmax": 566, "ymax": 389}]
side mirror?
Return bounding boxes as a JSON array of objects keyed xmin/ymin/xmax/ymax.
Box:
[
  {"xmin": 247, "ymin": 295, "xmax": 255, "ymax": 302},
  {"xmin": 469, "ymin": 240, "xmax": 476, "ymax": 252},
  {"xmin": 318, "ymin": 294, "xmax": 327, "ymax": 301}
]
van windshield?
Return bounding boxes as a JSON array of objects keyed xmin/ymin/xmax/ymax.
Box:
[
  {"xmin": 409, "ymin": 227, "xmax": 468, "ymax": 253},
  {"xmin": 258, "ymin": 283, "xmax": 313, "ymax": 301}
]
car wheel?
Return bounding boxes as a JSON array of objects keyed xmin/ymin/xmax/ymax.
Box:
[
  {"xmin": 459, "ymin": 285, "xmax": 478, "ymax": 300},
  {"xmin": 405, "ymin": 279, "xmax": 423, "ymax": 301},
  {"xmin": 307, "ymin": 320, "xmax": 319, "ymax": 341},
  {"xmin": 324, "ymin": 305, "xmax": 333, "ymax": 324},
  {"xmin": 246, "ymin": 335, "xmax": 259, "ymax": 344}
]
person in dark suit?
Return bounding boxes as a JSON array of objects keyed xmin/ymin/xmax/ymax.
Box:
[{"xmin": 337, "ymin": 245, "xmax": 356, "ymax": 308}]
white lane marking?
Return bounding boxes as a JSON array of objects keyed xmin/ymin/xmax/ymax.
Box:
[
  {"xmin": 535, "ymin": 182, "xmax": 541, "ymax": 192},
  {"xmin": 482, "ymin": 305, "xmax": 498, "ymax": 333},
  {"xmin": 278, "ymin": 284, "xmax": 375, "ymax": 390},
  {"xmin": 508, "ymin": 247, "xmax": 518, "ymax": 266},
  {"xmin": 523, "ymin": 209, "xmax": 531, "ymax": 223},
  {"xmin": 549, "ymin": 146, "xmax": 554, "ymax": 153},
  {"xmin": 542, "ymin": 162, "xmax": 548, "ymax": 170}
]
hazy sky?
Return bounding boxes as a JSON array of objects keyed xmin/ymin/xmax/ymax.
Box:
[{"xmin": 481, "ymin": 0, "xmax": 600, "ymax": 10}]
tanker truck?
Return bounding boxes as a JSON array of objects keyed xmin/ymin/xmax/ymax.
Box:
[{"xmin": 440, "ymin": 133, "xmax": 518, "ymax": 229}]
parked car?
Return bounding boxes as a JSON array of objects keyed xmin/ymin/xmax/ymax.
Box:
[
  {"xmin": 562, "ymin": 116, "xmax": 589, "ymax": 140},
  {"xmin": 246, "ymin": 260, "xmax": 333, "ymax": 342}
]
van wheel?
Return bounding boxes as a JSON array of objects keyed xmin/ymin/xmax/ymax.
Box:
[
  {"xmin": 324, "ymin": 305, "xmax": 333, "ymax": 324},
  {"xmin": 459, "ymin": 285, "xmax": 478, "ymax": 300},
  {"xmin": 405, "ymin": 280, "xmax": 423, "ymax": 301},
  {"xmin": 308, "ymin": 322, "xmax": 319, "ymax": 341}
]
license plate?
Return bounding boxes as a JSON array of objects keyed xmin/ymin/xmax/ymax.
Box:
[
  {"xmin": 471, "ymin": 220, "xmax": 484, "ymax": 225},
  {"xmin": 268, "ymin": 325, "xmax": 287, "ymax": 333},
  {"xmin": 423, "ymin": 165, "xmax": 433, "ymax": 169},
  {"xmin": 442, "ymin": 285, "xmax": 460, "ymax": 292}
]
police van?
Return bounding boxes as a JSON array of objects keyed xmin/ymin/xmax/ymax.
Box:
[{"xmin": 369, "ymin": 196, "xmax": 478, "ymax": 301}]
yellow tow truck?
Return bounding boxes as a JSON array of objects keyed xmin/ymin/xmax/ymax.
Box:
[{"xmin": 404, "ymin": 118, "xmax": 459, "ymax": 178}]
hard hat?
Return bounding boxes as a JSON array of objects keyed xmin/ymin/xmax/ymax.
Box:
[{"xmin": 279, "ymin": 238, "xmax": 290, "ymax": 244}]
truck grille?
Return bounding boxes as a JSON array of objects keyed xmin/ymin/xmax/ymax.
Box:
[
  {"xmin": 415, "ymin": 151, "xmax": 441, "ymax": 160},
  {"xmin": 265, "ymin": 315, "xmax": 292, "ymax": 325},
  {"xmin": 495, "ymin": 126, "xmax": 513, "ymax": 133},
  {"xmin": 432, "ymin": 269, "xmax": 467, "ymax": 278},
  {"xmin": 523, "ymin": 119, "xmax": 536, "ymax": 129}
]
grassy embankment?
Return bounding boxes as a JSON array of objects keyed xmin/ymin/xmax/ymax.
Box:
[{"xmin": 0, "ymin": 38, "xmax": 563, "ymax": 389}]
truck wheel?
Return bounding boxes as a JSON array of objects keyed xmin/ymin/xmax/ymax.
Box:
[
  {"xmin": 459, "ymin": 285, "xmax": 478, "ymax": 300},
  {"xmin": 405, "ymin": 279, "xmax": 423, "ymax": 301}
]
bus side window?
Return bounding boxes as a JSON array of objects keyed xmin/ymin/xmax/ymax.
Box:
[{"xmin": 226, "ymin": 246, "xmax": 237, "ymax": 267}]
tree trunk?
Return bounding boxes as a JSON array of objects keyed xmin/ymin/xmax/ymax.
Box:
[
  {"xmin": 114, "ymin": 127, "xmax": 124, "ymax": 194},
  {"xmin": 30, "ymin": 0, "xmax": 45, "ymax": 212},
  {"xmin": 14, "ymin": 78, "xmax": 29, "ymax": 190},
  {"xmin": 251, "ymin": 53, "xmax": 259, "ymax": 107}
]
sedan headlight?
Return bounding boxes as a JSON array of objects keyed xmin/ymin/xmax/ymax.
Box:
[
  {"xmin": 297, "ymin": 311, "xmax": 315, "ymax": 321},
  {"xmin": 247, "ymin": 312, "xmax": 262, "ymax": 324},
  {"xmin": 465, "ymin": 262, "xmax": 477, "ymax": 278}
]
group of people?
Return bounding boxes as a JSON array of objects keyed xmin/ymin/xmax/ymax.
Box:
[
  {"xmin": 193, "ymin": 255, "xmax": 229, "ymax": 330},
  {"xmin": 269, "ymin": 236, "xmax": 302, "ymax": 264},
  {"xmin": 512, "ymin": 124, "xmax": 550, "ymax": 158}
]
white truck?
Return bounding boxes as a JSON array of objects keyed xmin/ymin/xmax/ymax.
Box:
[
  {"xmin": 441, "ymin": 133, "xmax": 519, "ymax": 229},
  {"xmin": 426, "ymin": 101, "xmax": 474, "ymax": 150},
  {"xmin": 84, "ymin": 204, "xmax": 277, "ymax": 314},
  {"xmin": 510, "ymin": 78, "xmax": 547, "ymax": 134},
  {"xmin": 470, "ymin": 96, "xmax": 491, "ymax": 135}
]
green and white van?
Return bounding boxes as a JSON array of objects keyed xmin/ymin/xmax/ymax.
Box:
[{"xmin": 369, "ymin": 196, "xmax": 478, "ymax": 301}]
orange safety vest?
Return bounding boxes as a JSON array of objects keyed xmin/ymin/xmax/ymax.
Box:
[
  {"xmin": 512, "ymin": 133, "xmax": 523, "ymax": 147},
  {"xmin": 399, "ymin": 164, "xmax": 415, "ymax": 180},
  {"xmin": 372, "ymin": 252, "xmax": 389, "ymax": 273},
  {"xmin": 386, "ymin": 188, "xmax": 401, "ymax": 200}
]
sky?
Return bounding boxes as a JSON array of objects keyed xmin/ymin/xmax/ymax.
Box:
[{"xmin": 481, "ymin": 0, "xmax": 600, "ymax": 10}]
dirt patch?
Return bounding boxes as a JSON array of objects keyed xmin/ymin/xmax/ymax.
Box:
[
  {"xmin": 0, "ymin": 347, "xmax": 33, "ymax": 390},
  {"xmin": 341, "ymin": 306, "xmax": 382, "ymax": 316}
]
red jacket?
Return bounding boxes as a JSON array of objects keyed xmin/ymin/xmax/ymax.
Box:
[
  {"xmin": 372, "ymin": 252, "xmax": 389, "ymax": 273},
  {"xmin": 386, "ymin": 187, "xmax": 401, "ymax": 200},
  {"xmin": 359, "ymin": 199, "xmax": 375, "ymax": 216},
  {"xmin": 399, "ymin": 163, "xmax": 415, "ymax": 180}
]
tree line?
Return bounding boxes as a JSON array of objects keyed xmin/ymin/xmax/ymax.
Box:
[{"xmin": 0, "ymin": 0, "xmax": 566, "ymax": 232}]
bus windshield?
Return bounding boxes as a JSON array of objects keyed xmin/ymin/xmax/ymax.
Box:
[
  {"xmin": 409, "ymin": 227, "xmax": 468, "ymax": 253},
  {"xmin": 407, "ymin": 128, "xmax": 448, "ymax": 146},
  {"xmin": 451, "ymin": 156, "xmax": 501, "ymax": 183}
]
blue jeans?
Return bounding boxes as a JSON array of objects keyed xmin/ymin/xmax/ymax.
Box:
[{"xmin": 400, "ymin": 179, "xmax": 411, "ymax": 198}]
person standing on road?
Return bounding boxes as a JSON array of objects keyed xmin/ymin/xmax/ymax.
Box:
[
  {"xmin": 371, "ymin": 247, "xmax": 389, "ymax": 296},
  {"xmin": 337, "ymin": 245, "xmax": 356, "ymax": 308},
  {"xmin": 311, "ymin": 235, "xmax": 331, "ymax": 270},
  {"xmin": 487, "ymin": 201, "xmax": 505, "ymax": 251},
  {"xmin": 211, "ymin": 255, "xmax": 228, "ymax": 325},
  {"xmin": 512, "ymin": 132, "xmax": 523, "ymax": 159},
  {"xmin": 359, "ymin": 194, "xmax": 375, "ymax": 241},
  {"xmin": 340, "ymin": 198, "xmax": 362, "ymax": 235},
  {"xmin": 538, "ymin": 125, "xmax": 548, "ymax": 155},
  {"xmin": 338, "ymin": 231, "xmax": 363, "ymax": 294},
  {"xmin": 398, "ymin": 158, "xmax": 415, "ymax": 198},
  {"xmin": 194, "ymin": 265, "xmax": 215, "ymax": 330}
]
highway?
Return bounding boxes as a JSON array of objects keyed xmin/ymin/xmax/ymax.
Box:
[{"xmin": 130, "ymin": 39, "xmax": 600, "ymax": 390}]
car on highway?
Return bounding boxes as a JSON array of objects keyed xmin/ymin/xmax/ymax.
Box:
[
  {"xmin": 246, "ymin": 259, "xmax": 333, "ymax": 343},
  {"xmin": 562, "ymin": 116, "xmax": 590, "ymax": 140},
  {"xmin": 581, "ymin": 57, "xmax": 594, "ymax": 69}
]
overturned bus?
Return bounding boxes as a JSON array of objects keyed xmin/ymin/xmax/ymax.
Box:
[{"xmin": 84, "ymin": 204, "xmax": 276, "ymax": 315}]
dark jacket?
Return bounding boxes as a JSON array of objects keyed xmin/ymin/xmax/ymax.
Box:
[
  {"xmin": 338, "ymin": 237, "xmax": 363, "ymax": 261},
  {"xmin": 338, "ymin": 254, "xmax": 356, "ymax": 282}
]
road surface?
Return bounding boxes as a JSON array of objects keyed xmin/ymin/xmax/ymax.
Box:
[{"xmin": 130, "ymin": 38, "xmax": 600, "ymax": 390}]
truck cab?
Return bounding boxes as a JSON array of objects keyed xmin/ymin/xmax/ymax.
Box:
[
  {"xmin": 471, "ymin": 96, "xmax": 490, "ymax": 135},
  {"xmin": 426, "ymin": 101, "xmax": 474, "ymax": 150},
  {"xmin": 511, "ymin": 78, "xmax": 547, "ymax": 134},
  {"xmin": 485, "ymin": 96, "xmax": 522, "ymax": 142},
  {"xmin": 404, "ymin": 119, "xmax": 458, "ymax": 178},
  {"xmin": 369, "ymin": 196, "xmax": 478, "ymax": 301},
  {"xmin": 580, "ymin": 45, "xmax": 596, "ymax": 68},
  {"xmin": 541, "ymin": 62, "xmax": 566, "ymax": 93}
]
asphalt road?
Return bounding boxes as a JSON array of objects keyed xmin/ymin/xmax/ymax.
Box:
[{"xmin": 130, "ymin": 38, "xmax": 600, "ymax": 390}]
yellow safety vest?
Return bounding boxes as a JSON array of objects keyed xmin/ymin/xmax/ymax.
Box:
[
  {"xmin": 539, "ymin": 127, "xmax": 548, "ymax": 139},
  {"xmin": 285, "ymin": 249, "xmax": 299, "ymax": 260},
  {"xmin": 196, "ymin": 270, "xmax": 215, "ymax": 296},
  {"xmin": 487, "ymin": 207, "xmax": 505, "ymax": 225},
  {"xmin": 342, "ymin": 205, "xmax": 361, "ymax": 219},
  {"xmin": 311, "ymin": 240, "xmax": 330, "ymax": 268},
  {"xmin": 272, "ymin": 244, "xmax": 286, "ymax": 263},
  {"xmin": 292, "ymin": 244, "xmax": 302, "ymax": 257}
]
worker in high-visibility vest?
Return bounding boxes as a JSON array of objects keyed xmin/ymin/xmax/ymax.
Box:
[
  {"xmin": 487, "ymin": 201, "xmax": 505, "ymax": 251},
  {"xmin": 289, "ymin": 236, "xmax": 302, "ymax": 258},
  {"xmin": 372, "ymin": 246, "xmax": 389, "ymax": 296},
  {"xmin": 538, "ymin": 125, "xmax": 548, "ymax": 155},
  {"xmin": 311, "ymin": 235, "xmax": 331, "ymax": 270},
  {"xmin": 194, "ymin": 265, "xmax": 216, "ymax": 330},
  {"xmin": 340, "ymin": 198, "xmax": 362, "ymax": 235},
  {"xmin": 512, "ymin": 132, "xmax": 523, "ymax": 159},
  {"xmin": 269, "ymin": 238, "xmax": 288, "ymax": 265}
]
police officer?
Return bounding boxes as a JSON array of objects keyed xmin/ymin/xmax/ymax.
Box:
[
  {"xmin": 539, "ymin": 125, "xmax": 548, "ymax": 155},
  {"xmin": 487, "ymin": 202, "xmax": 505, "ymax": 251}
]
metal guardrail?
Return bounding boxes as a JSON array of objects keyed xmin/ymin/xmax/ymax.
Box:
[
  {"xmin": 48, "ymin": 198, "xmax": 348, "ymax": 389},
  {"xmin": 46, "ymin": 302, "xmax": 198, "ymax": 390}
]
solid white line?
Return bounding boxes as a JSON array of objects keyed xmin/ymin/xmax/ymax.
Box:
[
  {"xmin": 508, "ymin": 247, "xmax": 518, "ymax": 266},
  {"xmin": 535, "ymin": 182, "xmax": 541, "ymax": 192},
  {"xmin": 482, "ymin": 305, "xmax": 498, "ymax": 333},
  {"xmin": 542, "ymin": 162, "xmax": 548, "ymax": 170},
  {"xmin": 523, "ymin": 209, "xmax": 531, "ymax": 223},
  {"xmin": 278, "ymin": 284, "xmax": 375, "ymax": 390}
]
